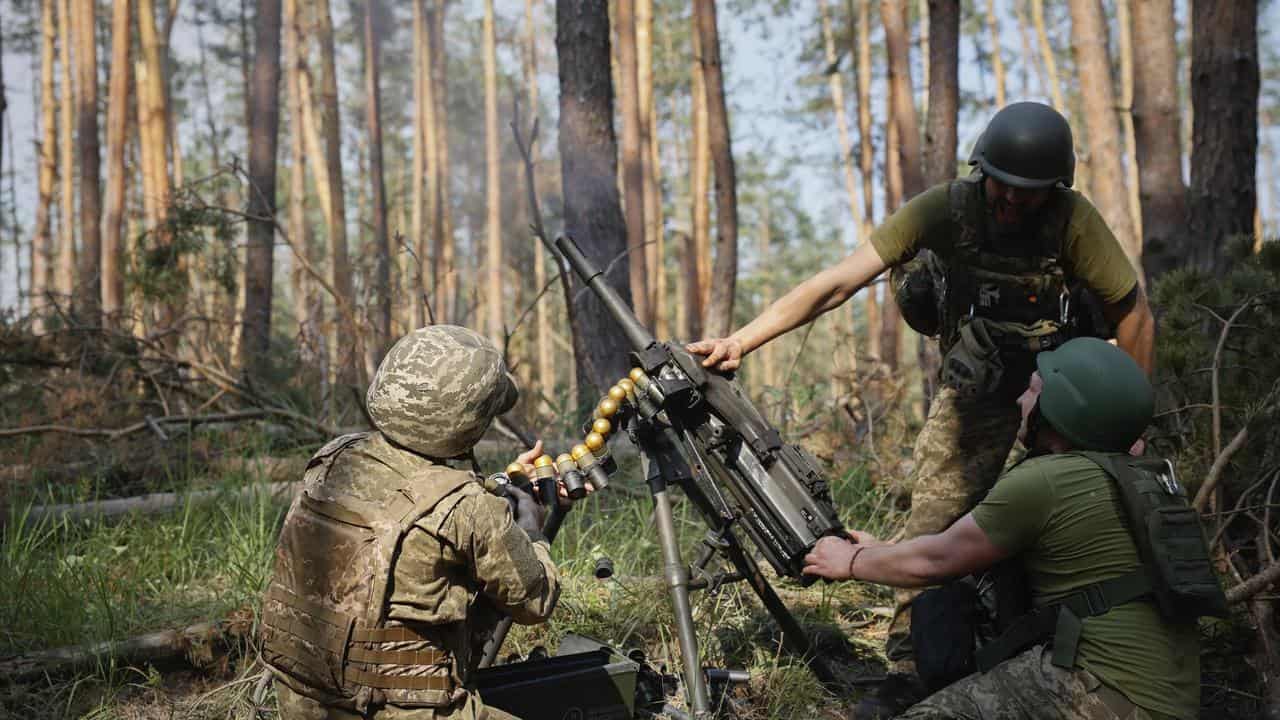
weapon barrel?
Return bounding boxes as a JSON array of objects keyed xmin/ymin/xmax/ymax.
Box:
[{"xmin": 555, "ymin": 235, "xmax": 658, "ymax": 353}]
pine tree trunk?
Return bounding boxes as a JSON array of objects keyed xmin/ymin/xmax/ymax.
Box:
[
  {"xmin": 638, "ymin": 0, "xmax": 663, "ymax": 335},
  {"xmin": 616, "ymin": 0, "xmax": 650, "ymax": 327},
  {"xmin": 820, "ymin": 0, "xmax": 863, "ymax": 235},
  {"xmin": 1131, "ymin": 0, "xmax": 1186, "ymax": 280},
  {"xmin": 314, "ymin": 0, "xmax": 357, "ymax": 380},
  {"xmin": 364, "ymin": 0, "xmax": 391, "ymax": 358},
  {"xmin": 421, "ymin": 0, "xmax": 443, "ymax": 326},
  {"xmin": 411, "ymin": 0, "xmax": 427, "ymax": 328},
  {"xmin": 1031, "ymin": 0, "xmax": 1066, "ymax": 110},
  {"xmin": 693, "ymin": 0, "xmax": 738, "ymax": 339},
  {"xmin": 431, "ymin": 2, "xmax": 455, "ymax": 324},
  {"xmin": 525, "ymin": 0, "xmax": 553, "ymax": 406},
  {"xmin": 31, "ymin": 0, "xmax": 58, "ymax": 330},
  {"xmin": 102, "ymin": 0, "xmax": 131, "ymax": 320},
  {"xmin": 985, "ymin": 0, "xmax": 1005, "ymax": 107},
  {"xmin": 241, "ymin": 0, "xmax": 283, "ymax": 374},
  {"xmin": 482, "ymin": 0, "xmax": 502, "ymax": 346},
  {"xmin": 57, "ymin": 0, "xmax": 76, "ymax": 304},
  {"xmin": 73, "ymin": 0, "xmax": 101, "ymax": 322},
  {"xmin": 1116, "ymin": 0, "xmax": 1142, "ymax": 247},
  {"xmin": 855, "ymin": 0, "xmax": 879, "ymax": 362},
  {"xmin": 1068, "ymin": 0, "xmax": 1140, "ymax": 270},
  {"xmin": 924, "ymin": 0, "xmax": 958, "ymax": 187},
  {"xmin": 1188, "ymin": 0, "xmax": 1257, "ymax": 276},
  {"xmin": 137, "ymin": 0, "xmax": 176, "ymax": 341},
  {"xmin": 881, "ymin": 0, "xmax": 925, "ymax": 200},
  {"xmin": 689, "ymin": 28, "xmax": 710, "ymax": 338},
  {"xmin": 284, "ymin": 0, "xmax": 319, "ymax": 360},
  {"xmin": 556, "ymin": 0, "xmax": 632, "ymax": 396}
]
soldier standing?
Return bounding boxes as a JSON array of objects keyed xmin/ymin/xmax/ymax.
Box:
[
  {"xmin": 260, "ymin": 326, "xmax": 559, "ymax": 720},
  {"xmin": 688, "ymin": 102, "xmax": 1156, "ymax": 717}
]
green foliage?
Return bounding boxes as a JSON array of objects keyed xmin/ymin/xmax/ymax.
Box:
[{"xmin": 126, "ymin": 198, "xmax": 240, "ymax": 305}]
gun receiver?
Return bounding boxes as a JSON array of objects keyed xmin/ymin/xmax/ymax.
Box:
[{"xmin": 555, "ymin": 236, "xmax": 845, "ymax": 581}]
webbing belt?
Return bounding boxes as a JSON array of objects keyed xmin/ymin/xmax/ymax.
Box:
[
  {"xmin": 975, "ymin": 570, "xmax": 1153, "ymax": 672},
  {"xmin": 991, "ymin": 329, "xmax": 1070, "ymax": 353},
  {"xmin": 264, "ymin": 585, "xmax": 452, "ymax": 691}
]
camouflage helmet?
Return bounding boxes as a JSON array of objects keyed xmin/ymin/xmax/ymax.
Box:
[
  {"xmin": 366, "ymin": 325, "xmax": 519, "ymax": 458},
  {"xmin": 1035, "ymin": 337, "xmax": 1152, "ymax": 452}
]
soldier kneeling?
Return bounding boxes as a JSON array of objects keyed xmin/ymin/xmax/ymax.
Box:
[{"xmin": 261, "ymin": 326, "xmax": 559, "ymax": 720}]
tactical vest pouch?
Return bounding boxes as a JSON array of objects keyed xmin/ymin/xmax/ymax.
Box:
[
  {"xmin": 892, "ymin": 250, "xmax": 945, "ymax": 338},
  {"xmin": 1079, "ymin": 453, "xmax": 1229, "ymax": 620},
  {"xmin": 940, "ymin": 318, "xmax": 1004, "ymax": 397}
]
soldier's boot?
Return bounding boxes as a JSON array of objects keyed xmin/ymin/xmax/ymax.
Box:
[{"xmin": 848, "ymin": 673, "xmax": 927, "ymax": 720}]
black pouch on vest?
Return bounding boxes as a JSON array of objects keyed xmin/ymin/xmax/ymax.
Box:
[{"xmin": 911, "ymin": 580, "xmax": 980, "ymax": 693}]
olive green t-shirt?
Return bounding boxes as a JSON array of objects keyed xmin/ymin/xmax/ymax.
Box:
[
  {"xmin": 869, "ymin": 183, "xmax": 1138, "ymax": 305},
  {"xmin": 972, "ymin": 454, "xmax": 1200, "ymax": 719}
]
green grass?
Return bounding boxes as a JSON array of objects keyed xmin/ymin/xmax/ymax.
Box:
[{"xmin": 0, "ymin": 446, "xmax": 899, "ymax": 718}]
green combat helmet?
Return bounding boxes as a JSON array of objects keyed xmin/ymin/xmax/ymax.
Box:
[
  {"xmin": 969, "ymin": 101, "xmax": 1075, "ymax": 189},
  {"xmin": 1036, "ymin": 337, "xmax": 1152, "ymax": 451},
  {"xmin": 366, "ymin": 325, "xmax": 519, "ymax": 458}
]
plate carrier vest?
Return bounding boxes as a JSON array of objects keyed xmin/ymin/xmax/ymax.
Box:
[{"xmin": 261, "ymin": 433, "xmax": 473, "ymax": 711}]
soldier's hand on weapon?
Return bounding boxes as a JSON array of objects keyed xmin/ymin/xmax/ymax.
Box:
[
  {"xmin": 507, "ymin": 484, "xmax": 548, "ymax": 538},
  {"xmin": 686, "ymin": 337, "xmax": 745, "ymax": 371},
  {"xmin": 802, "ymin": 531, "xmax": 885, "ymax": 581}
]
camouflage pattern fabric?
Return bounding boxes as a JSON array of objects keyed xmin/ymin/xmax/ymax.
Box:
[
  {"xmin": 896, "ymin": 645, "xmax": 1163, "ymax": 720},
  {"xmin": 275, "ymin": 681, "xmax": 521, "ymax": 720},
  {"xmin": 366, "ymin": 326, "xmax": 519, "ymax": 459},
  {"xmin": 264, "ymin": 431, "xmax": 558, "ymax": 718},
  {"xmin": 885, "ymin": 386, "xmax": 1023, "ymax": 671}
]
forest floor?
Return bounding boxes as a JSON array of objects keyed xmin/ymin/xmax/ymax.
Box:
[{"xmin": 0, "ymin": 423, "xmax": 1265, "ymax": 718}]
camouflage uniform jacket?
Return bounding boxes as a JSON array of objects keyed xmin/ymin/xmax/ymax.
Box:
[{"xmin": 262, "ymin": 432, "xmax": 559, "ymax": 715}]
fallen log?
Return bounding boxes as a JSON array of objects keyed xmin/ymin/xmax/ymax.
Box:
[
  {"xmin": 0, "ymin": 613, "xmax": 254, "ymax": 684},
  {"xmin": 11, "ymin": 481, "xmax": 299, "ymax": 527}
]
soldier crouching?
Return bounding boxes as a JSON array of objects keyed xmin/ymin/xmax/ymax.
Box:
[{"xmin": 260, "ymin": 326, "xmax": 559, "ymax": 720}]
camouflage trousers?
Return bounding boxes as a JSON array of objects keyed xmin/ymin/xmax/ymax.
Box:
[
  {"xmin": 896, "ymin": 646, "xmax": 1163, "ymax": 720},
  {"xmin": 885, "ymin": 385, "xmax": 1023, "ymax": 670},
  {"xmin": 275, "ymin": 681, "xmax": 519, "ymax": 720}
]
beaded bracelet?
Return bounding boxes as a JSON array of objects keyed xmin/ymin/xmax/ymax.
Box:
[{"xmin": 846, "ymin": 545, "xmax": 867, "ymax": 580}]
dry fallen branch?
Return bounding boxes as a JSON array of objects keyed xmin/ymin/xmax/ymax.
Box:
[
  {"xmin": 1228, "ymin": 559, "xmax": 1280, "ymax": 606},
  {"xmin": 1194, "ymin": 424, "xmax": 1250, "ymax": 513},
  {"xmin": 0, "ymin": 410, "xmax": 268, "ymax": 440},
  {"xmin": 11, "ymin": 480, "xmax": 300, "ymax": 528},
  {"xmin": 0, "ymin": 614, "xmax": 253, "ymax": 683}
]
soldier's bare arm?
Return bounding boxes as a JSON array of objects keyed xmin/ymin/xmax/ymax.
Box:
[
  {"xmin": 687, "ymin": 241, "xmax": 890, "ymax": 371},
  {"xmin": 1105, "ymin": 287, "xmax": 1155, "ymax": 376},
  {"xmin": 802, "ymin": 515, "xmax": 1009, "ymax": 587}
]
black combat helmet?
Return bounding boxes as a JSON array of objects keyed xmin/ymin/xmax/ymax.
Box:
[{"xmin": 969, "ymin": 102, "xmax": 1075, "ymax": 188}]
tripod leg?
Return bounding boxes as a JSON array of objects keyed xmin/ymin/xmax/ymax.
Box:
[
  {"xmin": 719, "ymin": 529, "xmax": 841, "ymax": 689},
  {"xmin": 644, "ymin": 453, "xmax": 712, "ymax": 718}
]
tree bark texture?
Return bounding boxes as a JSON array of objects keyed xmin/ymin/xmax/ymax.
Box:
[
  {"xmin": 364, "ymin": 0, "xmax": 391, "ymax": 358},
  {"xmin": 430, "ymin": 2, "xmax": 456, "ymax": 324},
  {"xmin": 690, "ymin": 27, "xmax": 710, "ymax": 338},
  {"xmin": 314, "ymin": 0, "xmax": 357, "ymax": 380},
  {"xmin": 411, "ymin": 0, "xmax": 428, "ymax": 328},
  {"xmin": 73, "ymin": 0, "xmax": 101, "ymax": 321},
  {"xmin": 1068, "ymin": 0, "xmax": 1140, "ymax": 270},
  {"xmin": 525, "ymin": 0, "xmax": 554, "ymax": 403},
  {"xmin": 1130, "ymin": 1, "xmax": 1186, "ymax": 280},
  {"xmin": 57, "ymin": 0, "xmax": 76, "ymax": 303},
  {"xmin": 241, "ymin": 0, "xmax": 283, "ymax": 373},
  {"xmin": 820, "ymin": 0, "xmax": 863, "ymax": 238},
  {"xmin": 137, "ymin": 0, "xmax": 177, "ymax": 339},
  {"xmin": 31, "ymin": 0, "xmax": 58, "ymax": 329},
  {"xmin": 985, "ymin": 0, "xmax": 1005, "ymax": 107},
  {"xmin": 556, "ymin": 0, "xmax": 634, "ymax": 397},
  {"xmin": 1116, "ymin": 0, "xmax": 1143, "ymax": 245},
  {"xmin": 1031, "ymin": 0, "xmax": 1066, "ymax": 111},
  {"xmin": 924, "ymin": 0, "xmax": 958, "ymax": 187},
  {"xmin": 881, "ymin": 0, "xmax": 925, "ymax": 200},
  {"xmin": 1188, "ymin": 0, "xmax": 1258, "ymax": 276},
  {"xmin": 693, "ymin": 0, "xmax": 738, "ymax": 340},
  {"xmin": 102, "ymin": 0, "xmax": 132, "ymax": 318},
  {"xmin": 284, "ymin": 0, "xmax": 320, "ymax": 359},
  {"xmin": 483, "ymin": 0, "xmax": 503, "ymax": 346},
  {"xmin": 638, "ymin": 0, "xmax": 663, "ymax": 336},
  {"xmin": 882, "ymin": 73, "xmax": 903, "ymax": 371},
  {"xmin": 616, "ymin": 0, "xmax": 650, "ymax": 328},
  {"xmin": 856, "ymin": 0, "xmax": 879, "ymax": 361}
]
